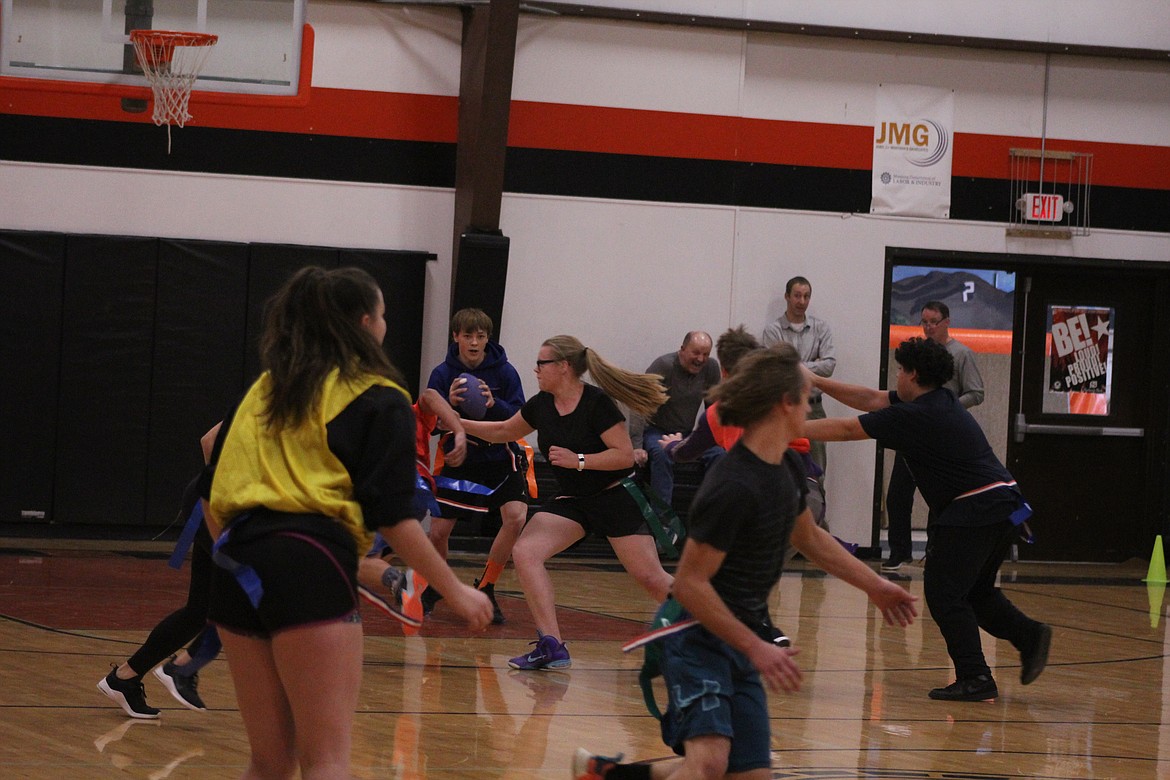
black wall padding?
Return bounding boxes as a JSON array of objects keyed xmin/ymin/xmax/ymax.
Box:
[
  {"xmin": 55, "ymin": 235, "xmax": 157, "ymax": 525},
  {"xmin": 340, "ymin": 249, "xmax": 428, "ymax": 395},
  {"xmin": 1, "ymin": 229, "xmax": 431, "ymax": 528},
  {"xmin": 0, "ymin": 232, "xmax": 65, "ymax": 523},
  {"xmin": 452, "ymin": 232, "xmax": 510, "ymax": 342},
  {"xmin": 244, "ymin": 245, "xmax": 339, "ymax": 385},
  {"xmin": 146, "ymin": 240, "xmax": 251, "ymax": 526}
]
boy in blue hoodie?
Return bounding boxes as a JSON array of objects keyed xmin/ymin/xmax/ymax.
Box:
[{"xmin": 424, "ymin": 308, "xmax": 528, "ymax": 623}]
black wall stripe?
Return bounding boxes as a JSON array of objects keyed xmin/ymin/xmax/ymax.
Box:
[{"xmin": 3, "ymin": 114, "xmax": 1166, "ymax": 233}]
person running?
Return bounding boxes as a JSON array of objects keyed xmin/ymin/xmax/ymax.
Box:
[
  {"xmin": 802, "ymin": 336, "xmax": 1051, "ymax": 701},
  {"xmin": 424, "ymin": 308, "xmax": 529, "ymax": 624},
  {"xmin": 460, "ymin": 335, "xmax": 674, "ymax": 670},
  {"xmin": 96, "ymin": 475, "xmax": 220, "ymax": 719},
  {"xmin": 201, "ymin": 266, "xmax": 492, "ymax": 778},
  {"xmin": 573, "ymin": 344, "xmax": 916, "ymax": 780}
]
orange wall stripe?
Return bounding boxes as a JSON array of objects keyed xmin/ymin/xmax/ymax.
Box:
[
  {"xmin": 508, "ymin": 100, "xmax": 741, "ymax": 161},
  {"xmin": 2, "ymin": 56, "xmax": 1167, "ymax": 190},
  {"xmin": 889, "ymin": 325, "xmax": 1013, "ymax": 354}
]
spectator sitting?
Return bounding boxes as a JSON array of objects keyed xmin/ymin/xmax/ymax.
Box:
[{"xmin": 630, "ymin": 331, "xmax": 722, "ymax": 505}]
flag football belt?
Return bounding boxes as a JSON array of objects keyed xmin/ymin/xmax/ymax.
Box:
[
  {"xmin": 211, "ymin": 511, "xmax": 265, "ymax": 609},
  {"xmin": 434, "ymin": 474, "xmax": 501, "ymax": 514},
  {"xmin": 621, "ymin": 597, "xmax": 696, "ymax": 721},
  {"xmin": 415, "ymin": 473, "xmax": 441, "ymax": 519},
  {"xmin": 954, "ymin": 480, "xmax": 1035, "ymax": 543},
  {"xmin": 169, "ymin": 499, "xmax": 205, "ymax": 570},
  {"xmin": 620, "ymin": 477, "xmax": 685, "ymax": 559}
]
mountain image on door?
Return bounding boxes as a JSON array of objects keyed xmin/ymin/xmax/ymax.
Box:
[{"xmin": 890, "ymin": 269, "xmax": 1014, "ymax": 330}]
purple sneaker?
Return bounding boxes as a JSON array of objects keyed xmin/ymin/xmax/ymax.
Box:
[{"xmin": 508, "ymin": 634, "xmax": 571, "ymax": 670}]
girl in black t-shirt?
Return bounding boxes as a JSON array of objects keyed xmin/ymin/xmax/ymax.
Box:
[{"xmin": 462, "ymin": 334, "xmax": 674, "ymax": 670}]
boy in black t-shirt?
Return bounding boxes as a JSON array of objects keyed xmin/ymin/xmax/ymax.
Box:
[{"xmin": 572, "ymin": 345, "xmax": 917, "ymax": 780}]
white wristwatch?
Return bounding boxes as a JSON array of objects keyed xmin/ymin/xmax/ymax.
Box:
[{"xmin": 577, "ymin": 453, "xmax": 586, "ymax": 471}]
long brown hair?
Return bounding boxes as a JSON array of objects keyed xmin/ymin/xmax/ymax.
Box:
[
  {"xmin": 260, "ymin": 266, "xmax": 403, "ymax": 428},
  {"xmin": 542, "ymin": 335, "xmax": 667, "ymax": 419}
]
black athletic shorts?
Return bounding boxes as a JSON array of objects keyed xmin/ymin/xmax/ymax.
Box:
[
  {"xmin": 538, "ymin": 482, "xmax": 651, "ymax": 538},
  {"xmin": 208, "ymin": 512, "xmax": 360, "ymax": 639},
  {"xmin": 437, "ymin": 456, "xmax": 529, "ymax": 519}
]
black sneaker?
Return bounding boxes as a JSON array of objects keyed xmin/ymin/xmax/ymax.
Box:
[
  {"xmin": 758, "ymin": 614, "xmax": 790, "ymax": 647},
  {"xmin": 880, "ymin": 555, "xmax": 911, "ymax": 573},
  {"xmin": 421, "ymin": 586, "xmax": 443, "ymax": 616},
  {"xmin": 98, "ymin": 666, "xmax": 161, "ymax": 719},
  {"xmin": 1020, "ymin": 623, "xmax": 1052, "ymax": 685},
  {"xmin": 475, "ymin": 578, "xmax": 506, "ymax": 625},
  {"xmin": 928, "ymin": 674, "xmax": 998, "ymax": 701},
  {"xmin": 153, "ymin": 658, "xmax": 207, "ymax": 711}
]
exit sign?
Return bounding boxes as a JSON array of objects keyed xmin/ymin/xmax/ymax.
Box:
[{"xmin": 1022, "ymin": 192, "xmax": 1066, "ymax": 222}]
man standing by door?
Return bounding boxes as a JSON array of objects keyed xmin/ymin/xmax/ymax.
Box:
[
  {"xmin": 762, "ymin": 276, "xmax": 836, "ymax": 477},
  {"xmin": 883, "ymin": 300, "xmax": 984, "ymax": 572}
]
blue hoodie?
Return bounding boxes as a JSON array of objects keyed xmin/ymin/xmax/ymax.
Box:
[{"xmin": 427, "ymin": 340, "xmax": 526, "ymax": 465}]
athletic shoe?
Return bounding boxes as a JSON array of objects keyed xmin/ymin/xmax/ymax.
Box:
[
  {"xmin": 881, "ymin": 555, "xmax": 911, "ymax": 573},
  {"xmin": 98, "ymin": 666, "xmax": 161, "ymax": 719},
  {"xmin": 1020, "ymin": 623, "xmax": 1052, "ymax": 685},
  {"xmin": 769, "ymin": 625, "xmax": 791, "ymax": 648},
  {"xmin": 509, "ymin": 634, "xmax": 571, "ymax": 670},
  {"xmin": 400, "ymin": 569, "xmax": 426, "ymax": 630},
  {"xmin": 475, "ymin": 578, "xmax": 506, "ymax": 625},
  {"xmin": 153, "ymin": 658, "xmax": 207, "ymax": 711},
  {"xmin": 928, "ymin": 674, "xmax": 998, "ymax": 701},
  {"xmin": 571, "ymin": 747, "xmax": 623, "ymax": 779},
  {"xmin": 833, "ymin": 536, "xmax": 860, "ymax": 555},
  {"xmin": 358, "ymin": 582, "xmax": 423, "ymax": 629},
  {"xmin": 421, "ymin": 586, "xmax": 443, "ymax": 616}
]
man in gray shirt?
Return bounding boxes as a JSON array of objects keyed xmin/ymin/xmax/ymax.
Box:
[
  {"xmin": 631, "ymin": 331, "xmax": 722, "ymax": 505},
  {"xmin": 883, "ymin": 300, "xmax": 985, "ymax": 571},
  {"xmin": 762, "ymin": 276, "xmax": 836, "ymax": 475}
]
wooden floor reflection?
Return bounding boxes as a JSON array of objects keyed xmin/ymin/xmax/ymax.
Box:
[{"xmin": 1, "ymin": 540, "xmax": 1168, "ymax": 779}]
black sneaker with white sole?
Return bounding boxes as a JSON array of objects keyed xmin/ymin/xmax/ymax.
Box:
[
  {"xmin": 98, "ymin": 666, "xmax": 161, "ymax": 719},
  {"xmin": 880, "ymin": 555, "xmax": 911, "ymax": 572},
  {"xmin": 153, "ymin": 658, "xmax": 207, "ymax": 711}
]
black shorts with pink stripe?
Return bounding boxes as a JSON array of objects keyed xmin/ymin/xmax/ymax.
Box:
[{"xmin": 208, "ymin": 512, "xmax": 360, "ymax": 639}]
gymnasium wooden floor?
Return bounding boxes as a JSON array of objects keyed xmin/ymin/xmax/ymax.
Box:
[{"xmin": 1, "ymin": 539, "xmax": 1167, "ymax": 779}]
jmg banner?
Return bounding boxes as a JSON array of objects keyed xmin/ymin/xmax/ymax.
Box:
[{"xmin": 870, "ymin": 84, "xmax": 954, "ymax": 219}]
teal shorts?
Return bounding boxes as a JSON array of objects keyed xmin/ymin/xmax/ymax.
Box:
[{"xmin": 660, "ymin": 619, "xmax": 772, "ymax": 773}]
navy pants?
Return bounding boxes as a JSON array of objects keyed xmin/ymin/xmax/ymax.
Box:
[{"xmin": 924, "ymin": 520, "xmax": 1041, "ymax": 680}]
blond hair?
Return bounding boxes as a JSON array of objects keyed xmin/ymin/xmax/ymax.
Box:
[{"xmin": 542, "ymin": 335, "xmax": 667, "ymax": 419}]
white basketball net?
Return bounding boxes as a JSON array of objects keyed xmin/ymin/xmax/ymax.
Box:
[{"xmin": 130, "ymin": 31, "xmax": 218, "ymax": 152}]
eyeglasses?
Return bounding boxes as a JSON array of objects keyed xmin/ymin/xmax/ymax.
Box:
[
  {"xmin": 535, "ymin": 358, "xmax": 560, "ymax": 370},
  {"xmin": 920, "ymin": 317, "xmax": 946, "ymax": 327}
]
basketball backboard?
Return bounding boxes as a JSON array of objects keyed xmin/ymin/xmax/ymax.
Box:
[{"xmin": 1, "ymin": 0, "xmax": 306, "ymax": 96}]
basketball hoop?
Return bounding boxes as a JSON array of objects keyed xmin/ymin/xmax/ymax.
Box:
[{"xmin": 130, "ymin": 30, "xmax": 218, "ymax": 152}]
